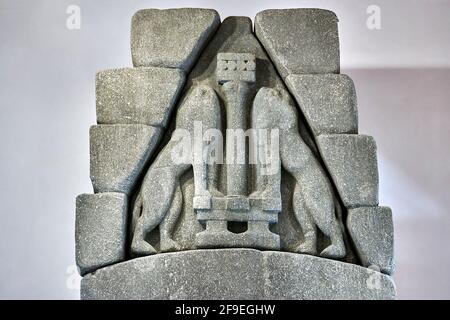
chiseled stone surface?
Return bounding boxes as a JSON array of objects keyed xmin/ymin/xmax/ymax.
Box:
[
  {"xmin": 76, "ymin": 193, "xmax": 128, "ymax": 276},
  {"xmin": 90, "ymin": 124, "xmax": 162, "ymax": 195},
  {"xmin": 264, "ymin": 251, "xmax": 395, "ymax": 299},
  {"xmin": 286, "ymin": 74, "xmax": 358, "ymax": 135},
  {"xmin": 188, "ymin": 16, "xmax": 287, "ymax": 92},
  {"xmin": 96, "ymin": 67, "xmax": 185, "ymax": 127},
  {"xmin": 252, "ymin": 87, "xmax": 346, "ymax": 259},
  {"xmin": 255, "ymin": 9, "xmax": 339, "ymax": 78},
  {"xmin": 81, "ymin": 249, "xmax": 396, "ymax": 300},
  {"xmin": 317, "ymin": 134, "xmax": 379, "ymax": 207},
  {"xmin": 216, "ymin": 52, "xmax": 256, "ymax": 83},
  {"xmin": 347, "ymin": 206, "xmax": 395, "ymax": 275},
  {"xmin": 76, "ymin": 8, "xmax": 396, "ymax": 300},
  {"xmin": 131, "ymin": 8, "xmax": 220, "ymax": 71}
]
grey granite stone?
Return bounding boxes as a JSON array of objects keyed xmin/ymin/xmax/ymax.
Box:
[
  {"xmin": 76, "ymin": 193, "xmax": 127, "ymax": 276},
  {"xmin": 264, "ymin": 251, "xmax": 395, "ymax": 299},
  {"xmin": 347, "ymin": 206, "xmax": 395, "ymax": 275},
  {"xmin": 173, "ymin": 174, "xmax": 204, "ymax": 250},
  {"xmin": 76, "ymin": 10, "xmax": 397, "ymax": 300},
  {"xmin": 96, "ymin": 67, "xmax": 185, "ymax": 128},
  {"xmin": 187, "ymin": 17, "xmax": 318, "ymax": 249},
  {"xmin": 185, "ymin": 16, "xmax": 339, "ymax": 256},
  {"xmin": 131, "ymin": 8, "xmax": 220, "ymax": 71},
  {"xmin": 216, "ymin": 53, "xmax": 256, "ymax": 83},
  {"xmin": 253, "ymin": 87, "xmax": 346, "ymax": 259},
  {"xmin": 81, "ymin": 249, "xmax": 396, "ymax": 299},
  {"xmin": 187, "ymin": 16, "xmax": 287, "ymax": 92},
  {"xmin": 255, "ymin": 9, "xmax": 340, "ymax": 78},
  {"xmin": 317, "ymin": 134, "xmax": 379, "ymax": 207},
  {"xmin": 195, "ymin": 221, "xmax": 280, "ymax": 250},
  {"xmin": 130, "ymin": 85, "xmax": 222, "ymax": 256},
  {"xmin": 186, "ymin": 15, "xmax": 289, "ymax": 212},
  {"xmin": 90, "ymin": 124, "xmax": 162, "ymax": 195},
  {"xmin": 286, "ymin": 74, "xmax": 358, "ymax": 135},
  {"xmin": 128, "ymin": 16, "xmax": 351, "ymax": 257},
  {"xmin": 129, "ymin": 17, "xmax": 292, "ymax": 255}
]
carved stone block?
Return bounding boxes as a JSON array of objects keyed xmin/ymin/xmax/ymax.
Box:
[
  {"xmin": 90, "ymin": 124, "xmax": 161, "ymax": 195},
  {"xmin": 286, "ymin": 74, "xmax": 358, "ymax": 135},
  {"xmin": 77, "ymin": 7, "xmax": 395, "ymax": 300},
  {"xmin": 131, "ymin": 8, "xmax": 220, "ymax": 71},
  {"xmin": 255, "ymin": 9, "xmax": 340, "ymax": 78},
  {"xmin": 216, "ymin": 53, "xmax": 256, "ymax": 84},
  {"xmin": 317, "ymin": 134, "xmax": 379, "ymax": 207},
  {"xmin": 96, "ymin": 67, "xmax": 185, "ymax": 127},
  {"xmin": 347, "ymin": 206, "xmax": 395, "ymax": 275},
  {"xmin": 81, "ymin": 249, "xmax": 396, "ymax": 299},
  {"xmin": 76, "ymin": 193, "xmax": 127, "ymax": 276}
]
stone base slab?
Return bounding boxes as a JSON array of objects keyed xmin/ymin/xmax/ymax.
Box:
[{"xmin": 81, "ymin": 249, "xmax": 395, "ymax": 300}]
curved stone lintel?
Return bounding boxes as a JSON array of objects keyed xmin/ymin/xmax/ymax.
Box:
[{"xmin": 81, "ymin": 249, "xmax": 395, "ymax": 300}]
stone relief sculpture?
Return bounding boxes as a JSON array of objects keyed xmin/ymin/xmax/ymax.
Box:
[{"xmin": 76, "ymin": 8, "xmax": 396, "ymax": 299}]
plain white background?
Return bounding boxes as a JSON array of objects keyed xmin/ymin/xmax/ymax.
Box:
[{"xmin": 0, "ymin": 0, "xmax": 449, "ymax": 299}]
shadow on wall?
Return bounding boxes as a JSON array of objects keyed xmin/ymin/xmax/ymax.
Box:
[{"xmin": 346, "ymin": 68, "xmax": 450, "ymax": 299}]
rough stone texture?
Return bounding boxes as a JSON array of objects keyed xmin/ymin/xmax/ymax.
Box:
[
  {"xmin": 81, "ymin": 249, "xmax": 396, "ymax": 300},
  {"xmin": 129, "ymin": 17, "xmax": 295, "ymax": 255},
  {"xmin": 131, "ymin": 8, "xmax": 220, "ymax": 72},
  {"xmin": 90, "ymin": 124, "xmax": 162, "ymax": 195},
  {"xmin": 96, "ymin": 67, "xmax": 185, "ymax": 127},
  {"xmin": 76, "ymin": 193, "xmax": 128, "ymax": 276},
  {"xmin": 187, "ymin": 16, "xmax": 287, "ymax": 91},
  {"xmin": 173, "ymin": 173, "xmax": 203, "ymax": 251},
  {"xmin": 347, "ymin": 206, "xmax": 395, "ymax": 275},
  {"xmin": 286, "ymin": 74, "xmax": 358, "ymax": 135},
  {"xmin": 76, "ymin": 8, "xmax": 396, "ymax": 300},
  {"xmin": 128, "ymin": 16, "xmax": 349, "ymax": 258},
  {"xmin": 216, "ymin": 53, "xmax": 256, "ymax": 83},
  {"xmin": 317, "ymin": 134, "xmax": 379, "ymax": 207},
  {"xmin": 255, "ymin": 9, "xmax": 339, "ymax": 78},
  {"xmin": 130, "ymin": 85, "xmax": 223, "ymax": 256},
  {"xmin": 252, "ymin": 87, "xmax": 346, "ymax": 259}
]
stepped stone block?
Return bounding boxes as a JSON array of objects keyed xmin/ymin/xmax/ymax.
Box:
[
  {"xmin": 317, "ymin": 134, "xmax": 379, "ymax": 207},
  {"xmin": 131, "ymin": 8, "xmax": 220, "ymax": 72},
  {"xmin": 255, "ymin": 9, "xmax": 340, "ymax": 78},
  {"xmin": 347, "ymin": 206, "xmax": 395, "ymax": 275},
  {"xmin": 76, "ymin": 193, "xmax": 128, "ymax": 276},
  {"xmin": 90, "ymin": 124, "xmax": 162, "ymax": 195},
  {"xmin": 96, "ymin": 67, "xmax": 185, "ymax": 128},
  {"xmin": 286, "ymin": 74, "xmax": 358, "ymax": 135}
]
